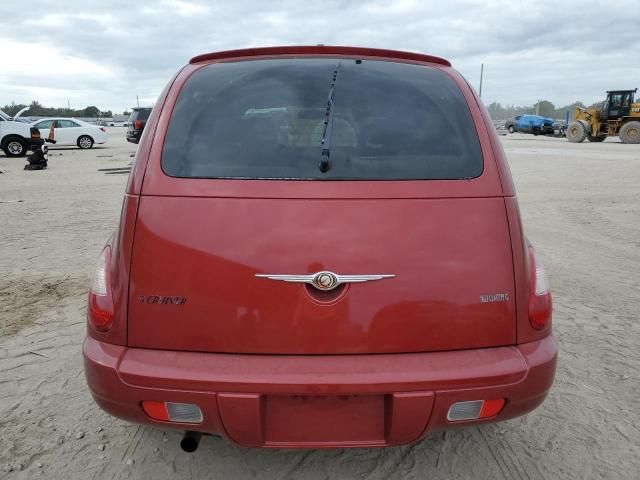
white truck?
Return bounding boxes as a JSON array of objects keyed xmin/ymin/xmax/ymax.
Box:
[{"xmin": 0, "ymin": 109, "xmax": 32, "ymax": 157}]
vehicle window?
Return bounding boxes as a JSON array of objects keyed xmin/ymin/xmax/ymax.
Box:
[
  {"xmin": 128, "ymin": 109, "xmax": 150, "ymax": 124},
  {"xmin": 58, "ymin": 120, "xmax": 79, "ymax": 128},
  {"xmin": 35, "ymin": 120, "xmax": 54, "ymax": 129},
  {"xmin": 137, "ymin": 109, "xmax": 151, "ymax": 121},
  {"xmin": 621, "ymin": 94, "xmax": 630, "ymax": 108},
  {"xmin": 162, "ymin": 58, "xmax": 483, "ymax": 180},
  {"xmin": 610, "ymin": 94, "xmax": 622, "ymax": 107}
]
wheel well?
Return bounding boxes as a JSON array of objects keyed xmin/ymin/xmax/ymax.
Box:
[{"xmin": 1, "ymin": 134, "xmax": 28, "ymax": 148}]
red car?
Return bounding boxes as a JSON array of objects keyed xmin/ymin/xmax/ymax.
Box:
[{"xmin": 83, "ymin": 46, "xmax": 556, "ymax": 451}]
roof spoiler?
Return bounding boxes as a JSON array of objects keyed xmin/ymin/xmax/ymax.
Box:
[{"xmin": 190, "ymin": 46, "xmax": 451, "ymax": 67}]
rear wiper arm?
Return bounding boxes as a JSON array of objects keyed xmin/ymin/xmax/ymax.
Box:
[{"xmin": 319, "ymin": 64, "xmax": 341, "ymax": 173}]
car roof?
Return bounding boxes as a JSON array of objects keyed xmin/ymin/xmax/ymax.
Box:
[
  {"xmin": 31, "ymin": 117, "xmax": 90, "ymax": 124},
  {"xmin": 190, "ymin": 45, "xmax": 451, "ymax": 67},
  {"xmin": 34, "ymin": 117, "xmax": 85, "ymax": 121},
  {"xmin": 606, "ymin": 89, "xmax": 637, "ymax": 94}
]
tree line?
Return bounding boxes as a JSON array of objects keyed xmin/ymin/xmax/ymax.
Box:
[
  {"xmin": 4, "ymin": 98, "xmax": 604, "ymax": 122},
  {"xmin": 2, "ymin": 101, "xmax": 130, "ymax": 118},
  {"xmin": 486, "ymin": 100, "xmax": 605, "ymax": 121}
]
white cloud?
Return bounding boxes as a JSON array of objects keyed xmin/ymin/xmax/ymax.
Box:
[
  {"xmin": 160, "ymin": 0, "xmax": 209, "ymax": 16},
  {"xmin": 0, "ymin": 38, "xmax": 114, "ymax": 77}
]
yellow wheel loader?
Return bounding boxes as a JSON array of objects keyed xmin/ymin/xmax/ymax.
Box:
[{"xmin": 566, "ymin": 89, "xmax": 640, "ymax": 144}]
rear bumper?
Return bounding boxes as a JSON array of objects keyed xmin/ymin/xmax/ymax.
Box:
[
  {"xmin": 126, "ymin": 131, "xmax": 141, "ymax": 143},
  {"xmin": 83, "ymin": 335, "xmax": 557, "ymax": 448}
]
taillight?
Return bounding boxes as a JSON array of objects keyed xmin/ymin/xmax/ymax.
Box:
[
  {"xmin": 528, "ymin": 246, "xmax": 552, "ymax": 330},
  {"xmin": 88, "ymin": 246, "xmax": 114, "ymax": 332},
  {"xmin": 447, "ymin": 398, "xmax": 506, "ymax": 421},
  {"xmin": 142, "ymin": 401, "xmax": 203, "ymax": 423},
  {"xmin": 99, "ymin": 127, "xmax": 106, "ymax": 133},
  {"xmin": 134, "ymin": 119, "xmax": 142, "ymax": 130}
]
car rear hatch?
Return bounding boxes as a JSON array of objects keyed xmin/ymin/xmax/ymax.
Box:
[
  {"xmin": 127, "ymin": 108, "xmax": 150, "ymax": 133},
  {"xmin": 128, "ymin": 56, "xmax": 516, "ymax": 355}
]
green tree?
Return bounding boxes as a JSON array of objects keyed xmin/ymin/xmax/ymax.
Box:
[
  {"xmin": 2, "ymin": 101, "xmax": 123, "ymax": 118},
  {"xmin": 487, "ymin": 102, "xmax": 505, "ymax": 119},
  {"xmin": 535, "ymin": 100, "xmax": 555, "ymax": 118},
  {"xmin": 555, "ymin": 101, "xmax": 585, "ymax": 121},
  {"xmin": 29, "ymin": 100, "xmax": 44, "ymax": 115},
  {"xmin": 3, "ymin": 102, "xmax": 28, "ymax": 116},
  {"xmin": 83, "ymin": 106, "xmax": 100, "ymax": 117}
]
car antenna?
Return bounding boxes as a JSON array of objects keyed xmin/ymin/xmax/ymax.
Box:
[{"xmin": 319, "ymin": 63, "xmax": 341, "ymax": 173}]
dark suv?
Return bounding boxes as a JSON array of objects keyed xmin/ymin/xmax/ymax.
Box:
[{"xmin": 126, "ymin": 107, "xmax": 152, "ymax": 144}]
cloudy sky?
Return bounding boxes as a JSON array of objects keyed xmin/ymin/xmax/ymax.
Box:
[{"xmin": 1, "ymin": 0, "xmax": 639, "ymax": 113}]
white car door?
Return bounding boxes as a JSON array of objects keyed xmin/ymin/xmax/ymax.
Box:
[
  {"xmin": 33, "ymin": 120, "xmax": 59, "ymax": 143},
  {"xmin": 58, "ymin": 119, "xmax": 82, "ymax": 145},
  {"xmin": 33, "ymin": 119, "xmax": 56, "ymax": 142}
]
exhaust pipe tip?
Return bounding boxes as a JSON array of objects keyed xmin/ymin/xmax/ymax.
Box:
[{"xmin": 180, "ymin": 431, "xmax": 202, "ymax": 453}]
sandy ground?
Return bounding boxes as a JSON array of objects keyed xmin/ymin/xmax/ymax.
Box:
[{"xmin": 0, "ymin": 128, "xmax": 639, "ymax": 479}]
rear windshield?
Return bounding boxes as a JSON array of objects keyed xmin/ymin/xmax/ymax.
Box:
[
  {"xmin": 162, "ymin": 58, "xmax": 483, "ymax": 180},
  {"xmin": 129, "ymin": 109, "xmax": 151, "ymax": 123}
]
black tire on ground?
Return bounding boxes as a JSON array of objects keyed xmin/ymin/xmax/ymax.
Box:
[
  {"xmin": 2, "ymin": 136, "xmax": 28, "ymax": 157},
  {"xmin": 508, "ymin": 125, "xmax": 515, "ymax": 134},
  {"xmin": 587, "ymin": 135, "xmax": 607, "ymax": 142},
  {"xmin": 619, "ymin": 121, "xmax": 640, "ymax": 144},
  {"xmin": 77, "ymin": 135, "xmax": 94, "ymax": 149},
  {"xmin": 566, "ymin": 121, "xmax": 587, "ymax": 143}
]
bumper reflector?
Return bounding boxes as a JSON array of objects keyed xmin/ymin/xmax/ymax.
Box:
[
  {"xmin": 447, "ymin": 398, "xmax": 505, "ymax": 421},
  {"xmin": 142, "ymin": 401, "xmax": 203, "ymax": 424}
]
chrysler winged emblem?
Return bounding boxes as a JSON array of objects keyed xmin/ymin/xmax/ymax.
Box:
[{"xmin": 255, "ymin": 271, "xmax": 395, "ymax": 291}]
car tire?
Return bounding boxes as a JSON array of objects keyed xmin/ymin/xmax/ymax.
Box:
[
  {"xmin": 78, "ymin": 135, "xmax": 94, "ymax": 149},
  {"xmin": 508, "ymin": 125, "xmax": 515, "ymax": 134},
  {"xmin": 566, "ymin": 121, "xmax": 587, "ymax": 143},
  {"xmin": 619, "ymin": 121, "xmax": 640, "ymax": 144},
  {"xmin": 2, "ymin": 136, "xmax": 28, "ymax": 157}
]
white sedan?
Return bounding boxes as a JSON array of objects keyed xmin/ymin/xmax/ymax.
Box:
[{"xmin": 31, "ymin": 118, "xmax": 108, "ymax": 149}]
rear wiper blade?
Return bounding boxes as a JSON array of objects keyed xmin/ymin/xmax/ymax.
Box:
[{"xmin": 319, "ymin": 64, "xmax": 341, "ymax": 173}]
